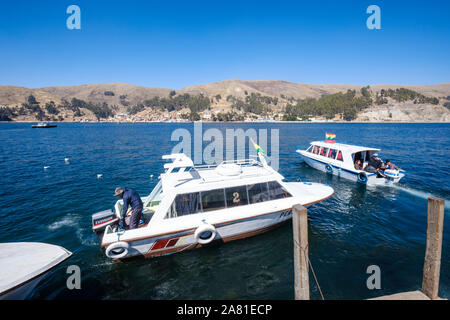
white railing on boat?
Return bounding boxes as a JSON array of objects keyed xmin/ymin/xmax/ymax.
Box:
[
  {"xmin": 161, "ymin": 153, "xmax": 274, "ymax": 184},
  {"xmin": 192, "ymin": 158, "xmax": 261, "ymax": 171}
]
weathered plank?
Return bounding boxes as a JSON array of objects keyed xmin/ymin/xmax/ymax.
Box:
[
  {"xmin": 292, "ymin": 204, "xmax": 309, "ymax": 300},
  {"xmin": 421, "ymin": 197, "xmax": 445, "ymax": 299}
]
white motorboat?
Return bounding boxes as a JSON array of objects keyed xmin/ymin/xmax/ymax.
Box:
[
  {"xmin": 92, "ymin": 151, "xmax": 334, "ymax": 261},
  {"xmin": 296, "ymin": 140, "xmax": 406, "ymax": 185},
  {"xmin": 31, "ymin": 122, "xmax": 57, "ymax": 128},
  {"xmin": 0, "ymin": 242, "xmax": 72, "ymax": 300}
]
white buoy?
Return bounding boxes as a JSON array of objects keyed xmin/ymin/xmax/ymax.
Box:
[
  {"xmin": 97, "ymin": 174, "xmax": 103, "ymax": 179},
  {"xmin": 64, "ymin": 158, "xmax": 70, "ymax": 164},
  {"xmin": 44, "ymin": 166, "xmax": 50, "ymax": 170},
  {"xmin": 150, "ymin": 174, "xmax": 153, "ymax": 179}
]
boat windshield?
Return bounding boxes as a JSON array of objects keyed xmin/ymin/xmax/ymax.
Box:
[{"xmin": 144, "ymin": 180, "xmax": 163, "ymax": 207}]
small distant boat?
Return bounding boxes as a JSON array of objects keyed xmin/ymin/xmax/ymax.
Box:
[
  {"xmin": 0, "ymin": 242, "xmax": 72, "ymax": 300},
  {"xmin": 296, "ymin": 133, "xmax": 405, "ymax": 185},
  {"xmin": 31, "ymin": 122, "xmax": 57, "ymax": 128}
]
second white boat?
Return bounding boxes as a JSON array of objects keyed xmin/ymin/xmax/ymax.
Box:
[{"xmin": 296, "ymin": 140, "xmax": 406, "ymax": 185}]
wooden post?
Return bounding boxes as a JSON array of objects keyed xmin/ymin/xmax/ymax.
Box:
[
  {"xmin": 421, "ymin": 197, "xmax": 445, "ymax": 299},
  {"xmin": 292, "ymin": 204, "xmax": 309, "ymax": 300}
]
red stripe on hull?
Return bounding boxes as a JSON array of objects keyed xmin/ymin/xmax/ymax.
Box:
[
  {"xmin": 117, "ymin": 219, "xmax": 290, "ymax": 261},
  {"xmin": 166, "ymin": 238, "xmax": 179, "ymax": 248},
  {"xmin": 151, "ymin": 238, "xmax": 170, "ymax": 250}
]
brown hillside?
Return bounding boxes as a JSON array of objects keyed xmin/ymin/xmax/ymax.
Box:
[
  {"xmin": 1, "ymin": 80, "xmax": 450, "ymax": 108},
  {"xmin": 0, "ymin": 86, "xmax": 62, "ymax": 106},
  {"xmin": 39, "ymin": 83, "xmax": 172, "ymax": 110}
]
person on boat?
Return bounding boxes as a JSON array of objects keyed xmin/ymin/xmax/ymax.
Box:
[
  {"xmin": 114, "ymin": 187, "xmax": 143, "ymax": 230},
  {"xmin": 385, "ymin": 160, "xmax": 399, "ymax": 170},
  {"xmin": 354, "ymin": 159, "xmax": 363, "ymax": 170},
  {"xmin": 365, "ymin": 153, "xmax": 385, "ymax": 173}
]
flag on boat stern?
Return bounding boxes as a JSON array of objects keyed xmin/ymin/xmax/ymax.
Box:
[
  {"xmin": 250, "ymin": 138, "xmax": 266, "ymax": 155},
  {"xmin": 325, "ymin": 132, "xmax": 336, "ymax": 143}
]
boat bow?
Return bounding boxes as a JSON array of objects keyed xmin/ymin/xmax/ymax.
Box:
[{"xmin": 284, "ymin": 182, "xmax": 334, "ymax": 205}]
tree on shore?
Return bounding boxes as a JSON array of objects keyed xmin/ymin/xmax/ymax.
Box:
[{"xmin": 27, "ymin": 95, "xmax": 38, "ymax": 105}]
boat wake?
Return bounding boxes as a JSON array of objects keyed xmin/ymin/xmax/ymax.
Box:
[
  {"xmin": 48, "ymin": 213, "xmax": 80, "ymax": 230},
  {"xmin": 389, "ymin": 185, "xmax": 450, "ymax": 211},
  {"xmin": 48, "ymin": 213, "xmax": 98, "ymax": 246}
]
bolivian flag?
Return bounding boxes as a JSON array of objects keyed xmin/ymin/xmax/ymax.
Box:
[
  {"xmin": 250, "ymin": 138, "xmax": 266, "ymax": 155},
  {"xmin": 325, "ymin": 132, "xmax": 336, "ymax": 143}
]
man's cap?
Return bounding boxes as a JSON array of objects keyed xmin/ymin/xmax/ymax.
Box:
[
  {"xmin": 373, "ymin": 153, "xmax": 379, "ymax": 157},
  {"xmin": 114, "ymin": 187, "xmax": 124, "ymax": 196}
]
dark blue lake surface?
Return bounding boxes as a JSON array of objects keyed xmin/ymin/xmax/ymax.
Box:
[{"xmin": 0, "ymin": 122, "xmax": 449, "ymax": 300}]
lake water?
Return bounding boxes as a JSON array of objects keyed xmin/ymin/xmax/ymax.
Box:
[{"xmin": 0, "ymin": 122, "xmax": 448, "ymax": 300}]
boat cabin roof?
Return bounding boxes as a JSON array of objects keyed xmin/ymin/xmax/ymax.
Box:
[
  {"xmin": 159, "ymin": 154, "xmax": 283, "ymax": 193},
  {"xmin": 309, "ymin": 141, "xmax": 380, "ymax": 154}
]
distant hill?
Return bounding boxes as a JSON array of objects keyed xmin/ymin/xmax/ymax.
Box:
[
  {"xmin": 0, "ymin": 80, "xmax": 449, "ymax": 122},
  {"xmin": 180, "ymin": 79, "xmax": 450, "ymax": 99},
  {"xmin": 2, "ymin": 80, "xmax": 450, "ymax": 107},
  {"xmin": 0, "ymin": 85, "xmax": 63, "ymax": 106},
  {"xmin": 39, "ymin": 83, "xmax": 172, "ymax": 109}
]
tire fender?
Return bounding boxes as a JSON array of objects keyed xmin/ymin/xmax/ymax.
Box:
[
  {"xmin": 105, "ymin": 241, "xmax": 129, "ymax": 259},
  {"xmin": 194, "ymin": 222, "xmax": 217, "ymax": 245},
  {"xmin": 357, "ymin": 172, "xmax": 368, "ymax": 184}
]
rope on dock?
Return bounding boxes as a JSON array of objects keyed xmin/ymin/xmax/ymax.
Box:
[
  {"xmin": 295, "ymin": 239, "xmax": 325, "ymax": 300},
  {"xmin": 307, "ymin": 253, "xmax": 325, "ymax": 300}
]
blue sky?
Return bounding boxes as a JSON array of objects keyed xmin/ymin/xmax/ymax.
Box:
[{"xmin": 0, "ymin": 0, "xmax": 449, "ymax": 89}]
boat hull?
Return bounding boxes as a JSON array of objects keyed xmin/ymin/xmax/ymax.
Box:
[
  {"xmin": 0, "ymin": 273, "xmax": 48, "ymax": 300},
  {"xmin": 108, "ymin": 208, "xmax": 294, "ymax": 262},
  {"xmin": 0, "ymin": 242, "xmax": 72, "ymax": 300},
  {"xmin": 298, "ymin": 151, "xmax": 405, "ymax": 186}
]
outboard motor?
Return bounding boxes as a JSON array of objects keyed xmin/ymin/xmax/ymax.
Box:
[
  {"xmin": 92, "ymin": 209, "xmax": 119, "ymax": 236},
  {"xmin": 383, "ymin": 169, "xmax": 400, "ymax": 179}
]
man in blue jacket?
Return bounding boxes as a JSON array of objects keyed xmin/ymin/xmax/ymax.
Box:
[{"xmin": 114, "ymin": 187, "xmax": 143, "ymax": 230}]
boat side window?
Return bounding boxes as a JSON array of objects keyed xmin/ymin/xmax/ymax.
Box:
[
  {"xmin": 328, "ymin": 149, "xmax": 337, "ymax": 159},
  {"xmin": 306, "ymin": 145, "xmax": 313, "ymax": 153},
  {"xmin": 353, "ymin": 152, "xmax": 363, "ymax": 164},
  {"xmin": 320, "ymin": 147, "xmax": 328, "ymax": 157},
  {"xmin": 248, "ymin": 183, "xmax": 269, "ymax": 204},
  {"xmin": 166, "ymin": 192, "xmax": 201, "ymax": 218},
  {"xmin": 201, "ymin": 189, "xmax": 226, "ymax": 212},
  {"xmin": 268, "ymin": 181, "xmax": 292, "ymax": 200},
  {"xmin": 225, "ymin": 186, "xmax": 249, "ymax": 208},
  {"xmin": 336, "ymin": 150, "xmax": 343, "ymax": 161},
  {"xmin": 313, "ymin": 146, "xmax": 319, "ymax": 155}
]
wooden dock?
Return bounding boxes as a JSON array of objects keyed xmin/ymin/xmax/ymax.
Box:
[
  {"xmin": 292, "ymin": 197, "xmax": 446, "ymax": 300},
  {"xmin": 369, "ymin": 290, "xmax": 430, "ymax": 300}
]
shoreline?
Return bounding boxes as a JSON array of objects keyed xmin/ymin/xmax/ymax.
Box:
[{"xmin": 1, "ymin": 120, "xmax": 450, "ymax": 124}]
